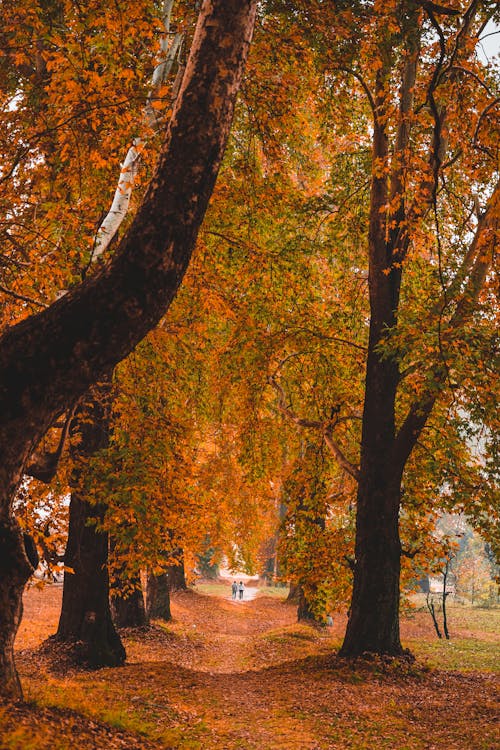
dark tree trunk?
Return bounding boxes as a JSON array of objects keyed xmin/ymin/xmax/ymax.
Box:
[
  {"xmin": 340, "ymin": 475, "xmax": 403, "ymax": 655},
  {"xmin": 339, "ymin": 311, "xmax": 404, "ymax": 656},
  {"xmin": 166, "ymin": 557, "xmax": 187, "ymax": 592},
  {"xmin": 111, "ymin": 580, "xmax": 148, "ymax": 629},
  {"xmin": 146, "ymin": 572, "xmax": 172, "ymax": 621},
  {"xmin": 0, "ymin": 0, "xmax": 256, "ymax": 696},
  {"xmin": 426, "ymin": 593, "xmax": 442, "ymax": 639},
  {"xmin": 0, "ymin": 520, "xmax": 34, "ymax": 698},
  {"xmin": 287, "ymin": 582, "xmax": 300, "ymax": 603},
  {"xmin": 339, "ymin": 74, "xmax": 405, "ymax": 657},
  {"xmin": 57, "ymin": 496, "xmax": 125, "ymax": 666},
  {"xmin": 56, "ymin": 382, "xmax": 125, "ymax": 667},
  {"xmin": 297, "ymin": 586, "xmax": 319, "ymax": 623},
  {"xmin": 146, "ymin": 556, "xmax": 186, "ymax": 621},
  {"xmin": 109, "ymin": 536, "xmax": 148, "ymax": 628}
]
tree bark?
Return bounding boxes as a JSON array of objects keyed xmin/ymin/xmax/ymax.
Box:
[
  {"xmin": 297, "ymin": 586, "xmax": 319, "ymax": 623},
  {"xmin": 56, "ymin": 381, "xmax": 125, "ymax": 667},
  {"xmin": 0, "ymin": 0, "xmax": 256, "ymax": 697},
  {"xmin": 146, "ymin": 573, "xmax": 172, "ymax": 622},
  {"xmin": 339, "ymin": 59, "xmax": 405, "ymax": 657},
  {"xmin": 0, "ymin": 519, "xmax": 34, "ymax": 698},
  {"xmin": 111, "ymin": 576, "xmax": 148, "ymax": 629},
  {"xmin": 166, "ymin": 557, "xmax": 187, "ymax": 592},
  {"xmin": 57, "ymin": 496, "xmax": 125, "ymax": 667},
  {"xmin": 340, "ymin": 473, "xmax": 404, "ymax": 655},
  {"xmin": 287, "ymin": 582, "xmax": 300, "ymax": 603},
  {"xmin": 146, "ymin": 556, "xmax": 186, "ymax": 621}
]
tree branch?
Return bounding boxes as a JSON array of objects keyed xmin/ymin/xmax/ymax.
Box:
[
  {"xmin": 267, "ymin": 376, "xmax": 360, "ymax": 482},
  {"xmin": 25, "ymin": 404, "xmax": 77, "ymax": 483},
  {"xmin": 0, "ymin": 284, "xmax": 47, "ymax": 309},
  {"xmin": 394, "ymin": 183, "xmax": 499, "ymax": 468}
]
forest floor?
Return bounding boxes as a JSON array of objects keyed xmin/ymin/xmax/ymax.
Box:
[{"xmin": 1, "ymin": 582, "xmax": 499, "ymax": 749}]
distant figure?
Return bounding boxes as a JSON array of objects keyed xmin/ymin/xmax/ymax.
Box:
[
  {"xmin": 326, "ymin": 614, "xmax": 334, "ymax": 627},
  {"xmin": 238, "ymin": 581, "xmax": 244, "ymax": 600},
  {"xmin": 231, "ymin": 581, "xmax": 238, "ymax": 600}
]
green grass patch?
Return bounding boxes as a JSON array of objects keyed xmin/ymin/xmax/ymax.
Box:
[
  {"xmin": 410, "ymin": 637, "xmax": 500, "ymax": 672},
  {"xmin": 191, "ymin": 582, "xmax": 231, "ymax": 598},
  {"xmin": 257, "ymin": 585, "xmax": 290, "ymax": 599}
]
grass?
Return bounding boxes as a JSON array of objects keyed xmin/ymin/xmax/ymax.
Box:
[
  {"xmin": 411, "ymin": 594, "xmax": 500, "ymax": 633},
  {"xmin": 191, "ymin": 581, "xmax": 231, "ymax": 597},
  {"xmin": 411, "ymin": 636, "xmax": 500, "ymax": 671},
  {"xmin": 257, "ymin": 584, "xmax": 290, "ymax": 599}
]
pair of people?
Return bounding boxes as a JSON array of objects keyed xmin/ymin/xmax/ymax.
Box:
[{"xmin": 231, "ymin": 580, "xmax": 244, "ymax": 600}]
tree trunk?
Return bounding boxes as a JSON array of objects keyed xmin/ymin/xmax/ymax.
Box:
[
  {"xmin": 0, "ymin": 519, "xmax": 34, "ymax": 698},
  {"xmin": 339, "ymin": 323, "xmax": 404, "ymax": 657},
  {"xmin": 56, "ymin": 382, "xmax": 125, "ymax": 667},
  {"xmin": 146, "ymin": 572, "xmax": 172, "ymax": 621},
  {"xmin": 297, "ymin": 586, "xmax": 319, "ymax": 623},
  {"xmin": 287, "ymin": 582, "xmax": 300, "ymax": 603},
  {"xmin": 57, "ymin": 496, "xmax": 125, "ymax": 667},
  {"xmin": 0, "ymin": 0, "xmax": 256, "ymax": 697},
  {"xmin": 111, "ymin": 578, "xmax": 148, "ymax": 629},
  {"xmin": 339, "ymin": 64, "xmax": 405, "ymax": 657},
  {"xmin": 146, "ymin": 556, "xmax": 186, "ymax": 621},
  {"xmin": 340, "ymin": 477, "xmax": 403, "ymax": 655}
]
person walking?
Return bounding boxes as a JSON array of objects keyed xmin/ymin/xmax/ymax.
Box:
[
  {"xmin": 238, "ymin": 581, "xmax": 244, "ymax": 600},
  {"xmin": 231, "ymin": 581, "xmax": 238, "ymax": 600}
]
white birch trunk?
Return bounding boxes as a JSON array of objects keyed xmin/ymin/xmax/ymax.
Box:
[{"xmin": 92, "ymin": 0, "xmax": 182, "ymax": 261}]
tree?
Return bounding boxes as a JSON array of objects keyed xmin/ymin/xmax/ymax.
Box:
[
  {"xmin": 0, "ymin": 0, "xmax": 257, "ymax": 698},
  {"xmin": 55, "ymin": 380, "xmax": 126, "ymax": 666},
  {"xmin": 326, "ymin": 0, "xmax": 499, "ymax": 656}
]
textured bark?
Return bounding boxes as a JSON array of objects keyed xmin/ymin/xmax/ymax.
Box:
[
  {"xmin": 0, "ymin": 0, "xmax": 256, "ymax": 697},
  {"xmin": 166, "ymin": 557, "xmax": 187, "ymax": 592},
  {"xmin": 340, "ymin": 475, "xmax": 404, "ymax": 656},
  {"xmin": 0, "ymin": 519, "xmax": 34, "ymax": 697},
  {"xmin": 339, "ymin": 62, "xmax": 405, "ymax": 657},
  {"xmin": 56, "ymin": 382, "xmax": 125, "ymax": 667},
  {"xmin": 57, "ymin": 496, "xmax": 125, "ymax": 667}
]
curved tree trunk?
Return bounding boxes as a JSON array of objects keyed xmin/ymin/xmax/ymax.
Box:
[
  {"xmin": 56, "ymin": 381, "xmax": 125, "ymax": 667},
  {"xmin": 0, "ymin": 0, "xmax": 256, "ymax": 697}
]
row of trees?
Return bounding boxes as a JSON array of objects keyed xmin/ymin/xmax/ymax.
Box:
[{"xmin": 0, "ymin": 0, "xmax": 498, "ymax": 698}]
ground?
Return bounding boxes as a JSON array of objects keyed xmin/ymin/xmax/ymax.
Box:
[{"xmin": 1, "ymin": 582, "xmax": 498, "ymax": 749}]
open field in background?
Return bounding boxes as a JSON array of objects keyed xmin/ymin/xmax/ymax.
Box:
[{"xmin": 1, "ymin": 583, "xmax": 498, "ymax": 750}]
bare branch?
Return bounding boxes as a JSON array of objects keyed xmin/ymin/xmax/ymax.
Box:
[
  {"xmin": 416, "ymin": 1, "xmax": 460, "ymax": 16},
  {"xmin": 267, "ymin": 376, "xmax": 360, "ymax": 482},
  {"xmin": 394, "ymin": 183, "xmax": 499, "ymax": 468},
  {"xmin": 323, "ymin": 427, "xmax": 360, "ymax": 482},
  {"xmin": 25, "ymin": 404, "xmax": 77, "ymax": 483},
  {"xmin": 338, "ymin": 67, "xmax": 376, "ymax": 119},
  {"xmin": 0, "ymin": 284, "xmax": 47, "ymax": 308}
]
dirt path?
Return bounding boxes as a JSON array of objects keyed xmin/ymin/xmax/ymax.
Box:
[{"xmin": 10, "ymin": 586, "xmax": 500, "ymax": 750}]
